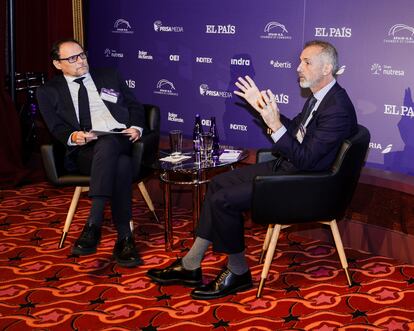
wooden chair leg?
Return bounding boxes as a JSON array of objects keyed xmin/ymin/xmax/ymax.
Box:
[
  {"xmin": 326, "ymin": 219, "xmax": 352, "ymax": 286},
  {"xmin": 58, "ymin": 186, "xmax": 88, "ymax": 248},
  {"xmin": 257, "ymin": 224, "xmax": 282, "ymax": 298},
  {"xmin": 259, "ymin": 224, "xmax": 275, "ymax": 264},
  {"xmin": 137, "ymin": 181, "xmax": 160, "ymax": 223}
]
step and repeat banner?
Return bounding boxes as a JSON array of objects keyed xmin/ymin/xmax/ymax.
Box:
[{"xmin": 86, "ymin": 0, "xmax": 414, "ymax": 176}]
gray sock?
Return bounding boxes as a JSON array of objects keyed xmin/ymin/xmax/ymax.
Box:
[
  {"xmin": 227, "ymin": 250, "xmax": 249, "ymax": 275},
  {"xmin": 182, "ymin": 237, "xmax": 211, "ymax": 270}
]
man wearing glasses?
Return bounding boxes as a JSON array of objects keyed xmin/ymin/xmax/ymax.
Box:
[{"xmin": 37, "ymin": 39, "xmax": 145, "ymax": 267}]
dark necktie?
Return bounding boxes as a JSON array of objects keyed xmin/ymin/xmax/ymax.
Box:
[
  {"xmin": 301, "ymin": 96, "xmax": 317, "ymax": 126},
  {"xmin": 297, "ymin": 96, "xmax": 317, "ymax": 142},
  {"xmin": 74, "ymin": 77, "xmax": 92, "ymax": 131}
]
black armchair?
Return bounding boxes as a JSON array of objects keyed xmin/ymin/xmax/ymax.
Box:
[
  {"xmin": 41, "ymin": 104, "xmax": 161, "ymax": 248},
  {"xmin": 252, "ymin": 125, "xmax": 370, "ymax": 297}
]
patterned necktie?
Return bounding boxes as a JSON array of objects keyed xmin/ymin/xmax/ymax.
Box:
[
  {"xmin": 301, "ymin": 96, "xmax": 317, "ymax": 126},
  {"xmin": 297, "ymin": 96, "xmax": 317, "ymax": 143},
  {"xmin": 74, "ymin": 77, "xmax": 92, "ymax": 131}
]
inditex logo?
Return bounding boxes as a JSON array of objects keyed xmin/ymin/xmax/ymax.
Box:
[
  {"xmin": 385, "ymin": 24, "xmax": 414, "ymax": 44},
  {"xmin": 195, "ymin": 57, "xmax": 213, "ymax": 64},
  {"xmin": 229, "ymin": 123, "xmax": 248, "ymax": 131},
  {"xmin": 260, "ymin": 21, "xmax": 292, "ymax": 40},
  {"xmin": 205, "ymin": 24, "xmax": 236, "ymax": 34},
  {"xmin": 104, "ymin": 48, "xmax": 124, "ymax": 58},
  {"xmin": 314, "ymin": 27, "xmax": 352, "ymax": 38},
  {"xmin": 384, "ymin": 104, "xmax": 414, "ymax": 117},
  {"xmin": 371, "ymin": 63, "xmax": 405, "ymax": 76},
  {"xmin": 153, "ymin": 20, "xmax": 184, "ymax": 33},
  {"xmin": 230, "ymin": 57, "xmax": 250, "ymax": 66},
  {"xmin": 154, "ymin": 79, "xmax": 178, "ymax": 96},
  {"xmin": 199, "ymin": 84, "xmax": 232, "ymax": 98},
  {"xmin": 369, "ymin": 142, "xmax": 393, "ymax": 154},
  {"xmin": 138, "ymin": 50, "xmax": 153, "ymax": 60},
  {"xmin": 112, "ymin": 19, "xmax": 134, "ymax": 34}
]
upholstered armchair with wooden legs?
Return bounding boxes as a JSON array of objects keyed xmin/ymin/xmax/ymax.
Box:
[
  {"xmin": 251, "ymin": 125, "xmax": 370, "ymax": 298},
  {"xmin": 40, "ymin": 104, "xmax": 161, "ymax": 249}
]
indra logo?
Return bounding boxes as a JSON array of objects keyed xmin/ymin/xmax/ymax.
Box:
[
  {"xmin": 112, "ymin": 19, "xmax": 134, "ymax": 34},
  {"xmin": 199, "ymin": 84, "xmax": 232, "ymax": 98},
  {"xmin": 104, "ymin": 48, "xmax": 124, "ymax": 58},
  {"xmin": 230, "ymin": 57, "xmax": 250, "ymax": 66},
  {"xmin": 369, "ymin": 142, "xmax": 393, "ymax": 154},
  {"xmin": 260, "ymin": 21, "xmax": 292, "ymax": 40},
  {"xmin": 153, "ymin": 20, "xmax": 183, "ymax": 33},
  {"xmin": 385, "ymin": 24, "xmax": 414, "ymax": 44},
  {"xmin": 371, "ymin": 63, "xmax": 405, "ymax": 77},
  {"xmin": 154, "ymin": 79, "xmax": 178, "ymax": 96}
]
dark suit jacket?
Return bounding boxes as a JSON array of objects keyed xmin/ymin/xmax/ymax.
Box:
[
  {"xmin": 37, "ymin": 68, "xmax": 146, "ymax": 147},
  {"xmin": 275, "ymin": 82, "xmax": 357, "ymax": 171}
]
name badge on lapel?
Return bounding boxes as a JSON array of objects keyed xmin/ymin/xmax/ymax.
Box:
[{"xmin": 100, "ymin": 88, "xmax": 119, "ymax": 103}]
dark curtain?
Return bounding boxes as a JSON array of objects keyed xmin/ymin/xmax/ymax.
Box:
[{"xmin": 0, "ymin": 0, "xmax": 73, "ymax": 188}]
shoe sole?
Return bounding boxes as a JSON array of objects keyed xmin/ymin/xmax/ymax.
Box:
[
  {"xmin": 146, "ymin": 273, "xmax": 202, "ymax": 287},
  {"xmin": 71, "ymin": 247, "xmax": 97, "ymax": 256},
  {"xmin": 190, "ymin": 282, "xmax": 253, "ymax": 300},
  {"xmin": 115, "ymin": 257, "xmax": 143, "ymax": 268}
]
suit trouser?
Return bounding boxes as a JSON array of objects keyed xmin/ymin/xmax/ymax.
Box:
[
  {"xmin": 76, "ymin": 135, "xmax": 133, "ymax": 228},
  {"xmin": 195, "ymin": 160, "xmax": 277, "ymax": 254}
]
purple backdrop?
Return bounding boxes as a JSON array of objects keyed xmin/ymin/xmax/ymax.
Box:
[{"xmin": 86, "ymin": 0, "xmax": 414, "ymax": 176}]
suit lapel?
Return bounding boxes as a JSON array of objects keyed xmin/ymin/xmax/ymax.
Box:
[
  {"xmin": 90, "ymin": 70, "xmax": 114, "ymax": 112},
  {"xmin": 307, "ymin": 82, "xmax": 341, "ymax": 125},
  {"xmin": 55, "ymin": 76, "xmax": 80, "ymax": 129}
]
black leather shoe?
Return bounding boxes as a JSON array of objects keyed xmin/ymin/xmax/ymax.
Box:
[
  {"xmin": 146, "ymin": 258, "xmax": 202, "ymax": 287},
  {"xmin": 113, "ymin": 236, "xmax": 142, "ymax": 267},
  {"xmin": 71, "ymin": 223, "xmax": 101, "ymax": 256},
  {"xmin": 191, "ymin": 268, "xmax": 252, "ymax": 300}
]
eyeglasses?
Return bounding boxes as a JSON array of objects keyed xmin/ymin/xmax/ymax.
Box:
[{"xmin": 58, "ymin": 52, "xmax": 87, "ymax": 63}]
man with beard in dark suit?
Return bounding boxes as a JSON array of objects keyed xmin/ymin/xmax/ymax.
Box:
[
  {"xmin": 147, "ymin": 40, "xmax": 358, "ymax": 299},
  {"xmin": 37, "ymin": 39, "xmax": 145, "ymax": 267}
]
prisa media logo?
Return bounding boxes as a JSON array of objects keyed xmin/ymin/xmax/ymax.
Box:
[
  {"xmin": 384, "ymin": 24, "xmax": 414, "ymax": 44},
  {"xmin": 153, "ymin": 20, "xmax": 184, "ymax": 33},
  {"xmin": 199, "ymin": 84, "xmax": 232, "ymax": 98},
  {"xmin": 112, "ymin": 19, "xmax": 134, "ymax": 34},
  {"xmin": 260, "ymin": 21, "xmax": 292, "ymax": 40}
]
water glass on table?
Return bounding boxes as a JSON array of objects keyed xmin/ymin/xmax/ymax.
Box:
[
  {"xmin": 200, "ymin": 132, "xmax": 213, "ymax": 161},
  {"xmin": 169, "ymin": 130, "xmax": 183, "ymax": 158}
]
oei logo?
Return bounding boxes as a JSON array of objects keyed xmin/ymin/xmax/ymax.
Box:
[
  {"xmin": 112, "ymin": 19, "xmax": 134, "ymax": 34},
  {"xmin": 260, "ymin": 21, "xmax": 292, "ymax": 40},
  {"xmin": 154, "ymin": 79, "xmax": 178, "ymax": 96},
  {"xmin": 384, "ymin": 24, "xmax": 414, "ymax": 44}
]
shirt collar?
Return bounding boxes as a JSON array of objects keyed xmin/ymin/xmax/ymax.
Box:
[
  {"xmin": 313, "ymin": 79, "xmax": 336, "ymax": 102},
  {"xmin": 64, "ymin": 72, "xmax": 91, "ymax": 84}
]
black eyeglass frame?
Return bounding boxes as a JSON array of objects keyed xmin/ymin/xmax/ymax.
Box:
[{"xmin": 58, "ymin": 52, "xmax": 87, "ymax": 63}]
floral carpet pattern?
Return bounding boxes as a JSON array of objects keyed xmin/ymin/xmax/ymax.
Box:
[{"xmin": 0, "ymin": 182, "xmax": 414, "ymax": 330}]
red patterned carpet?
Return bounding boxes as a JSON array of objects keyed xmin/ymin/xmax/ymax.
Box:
[{"xmin": 1, "ymin": 182, "xmax": 414, "ymax": 330}]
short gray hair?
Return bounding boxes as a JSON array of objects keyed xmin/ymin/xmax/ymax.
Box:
[{"xmin": 304, "ymin": 40, "xmax": 339, "ymax": 76}]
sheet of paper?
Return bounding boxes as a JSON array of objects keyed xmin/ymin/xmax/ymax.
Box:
[
  {"xmin": 219, "ymin": 149, "xmax": 242, "ymax": 161},
  {"xmin": 159, "ymin": 155, "xmax": 191, "ymax": 163}
]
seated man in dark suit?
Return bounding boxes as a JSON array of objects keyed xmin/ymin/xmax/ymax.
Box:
[
  {"xmin": 37, "ymin": 38, "xmax": 145, "ymax": 267},
  {"xmin": 147, "ymin": 40, "xmax": 358, "ymax": 299}
]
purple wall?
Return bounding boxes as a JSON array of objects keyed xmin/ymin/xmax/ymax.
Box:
[{"xmin": 86, "ymin": 0, "xmax": 414, "ymax": 176}]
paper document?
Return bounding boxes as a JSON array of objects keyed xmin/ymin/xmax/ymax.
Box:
[
  {"xmin": 159, "ymin": 155, "xmax": 191, "ymax": 163},
  {"xmin": 219, "ymin": 149, "xmax": 242, "ymax": 161},
  {"xmin": 90, "ymin": 130, "xmax": 125, "ymax": 136}
]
